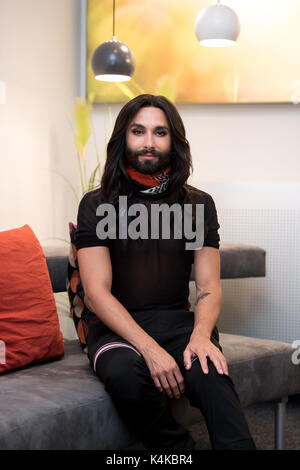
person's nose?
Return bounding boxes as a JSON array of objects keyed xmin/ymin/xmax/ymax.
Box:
[{"xmin": 144, "ymin": 131, "xmax": 155, "ymax": 149}]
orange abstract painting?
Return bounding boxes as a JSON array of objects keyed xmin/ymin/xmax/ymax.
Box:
[{"xmin": 86, "ymin": 0, "xmax": 300, "ymax": 103}]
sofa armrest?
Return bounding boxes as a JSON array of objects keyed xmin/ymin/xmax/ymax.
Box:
[{"xmin": 42, "ymin": 245, "xmax": 69, "ymax": 293}]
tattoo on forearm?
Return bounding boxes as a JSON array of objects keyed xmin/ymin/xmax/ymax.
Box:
[{"xmin": 195, "ymin": 292, "xmax": 211, "ymax": 306}]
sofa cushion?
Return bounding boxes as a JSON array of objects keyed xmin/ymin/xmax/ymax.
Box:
[
  {"xmin": 66, "ymin": 223, "xmax": 91, "ymax": 352},
  {"xmin": 218, "ymin": 333, "xmax": 299, "ymax": 406},
  {"xmin": 0, "ymin": 225, "xmax": 64, "ymax": 374},
  {"xmin": 0, "ymin": 340, "xmax": 137, "ymax": 450}
]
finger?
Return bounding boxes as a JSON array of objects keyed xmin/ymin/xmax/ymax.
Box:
[
  {"xmin": 153, "ymin": 376, "xmax": 164, "ymax": 393},
  {"xmin": 167, "ymin": 376, "xmax": 181, "ymax": 399},
  {"xmin": 166, "ymin": 366, "xmax": 184, "ymax": 399},
  {"xmin": 212, "ymin": 351, "xmax": 228, "ymax": 375},
  {"xmin": 160, "ymin": 376, "xmax": 173, "ymax": 399},
  {"xmin": 199, "ymin": 354, "xmax": 209, "ymax": 374},
  {"xmin": 212, "ymin": 356, "xmax": 224, "ymax": 374},
  {"xmin": 183, "ymin": 349, "xmax": 193, "ymax": 370},
  {"xmin": 209, "ymin": 352, "xmax": 227, "ymax": 375},
  {"xmin": 173, "ymin": 369, "xmax": 185, "ymax": 396},
  {"xmin": 220, "ymin": 355, "xmax": 229, "ymax": 375}
]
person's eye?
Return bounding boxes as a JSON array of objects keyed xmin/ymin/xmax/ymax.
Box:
[
  {"xmin": 132, "ymin": 128, "xmax": 143, "ymax": 135},
  {"xmin": 156, "ymin": 130, "xmax": 168, "ymax": 137}
]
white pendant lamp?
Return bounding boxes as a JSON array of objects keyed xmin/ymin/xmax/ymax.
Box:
[
  {"xmin": 91, "ymin": 0, "xmax": 135, "ymax": 82},
  {"xmin": 195, "ymin": 0, "xmax": 240, "ymax": 47}
]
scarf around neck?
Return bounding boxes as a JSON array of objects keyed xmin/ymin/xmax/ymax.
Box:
[{"xmin": 126, "ymin": 164, "xmax": 171, "ymax": 195}]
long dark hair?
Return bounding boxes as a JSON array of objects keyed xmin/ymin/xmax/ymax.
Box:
[{"xmin": 100, "ymin": 94, "xmax": 193, "ymax": 205}]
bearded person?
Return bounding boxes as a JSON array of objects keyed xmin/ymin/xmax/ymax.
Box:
[{"xmin": 75, "ymin": 94, "xmax": 256, "ymax": 450}]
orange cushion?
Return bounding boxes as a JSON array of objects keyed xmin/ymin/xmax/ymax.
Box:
[{"xmin": 0, "ymin": 225, "xmax": 64, "ymax": 374}]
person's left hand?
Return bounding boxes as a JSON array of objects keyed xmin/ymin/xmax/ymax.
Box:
[{"xmin": 183, "ymin": 332, "xmax": 228, "ymax": 376}]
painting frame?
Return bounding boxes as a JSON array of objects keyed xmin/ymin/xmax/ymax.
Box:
[{"xmin": 82, "ymin": 0, "xmax": 300, "ymax": 105}]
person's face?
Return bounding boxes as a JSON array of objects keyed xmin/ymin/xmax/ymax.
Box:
[{"xmin": 125, "ymin": 106, "xmax": 172, "ymax": 174}]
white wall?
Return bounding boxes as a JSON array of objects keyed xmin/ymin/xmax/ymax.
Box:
[
  {"xmin": 0, "ymin": 0, "xmax": 299, "ymax": 343},
  {"xmin": 0, "ymin": 0, "xmax": 81, "ymax": 245},
  {"xmin": 91, "ymin": 102, "xmax": 300, "ymax": 183}
]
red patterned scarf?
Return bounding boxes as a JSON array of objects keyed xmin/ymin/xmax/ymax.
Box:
[{"xmin": 126, "ymin": 164, "xmax": 171, "ymax": 195}]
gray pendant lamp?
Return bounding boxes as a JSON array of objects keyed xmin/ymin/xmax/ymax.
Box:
[
  {"xmin": 91, "ymin": 0, "xmax": 135, "ymax": 82},
  {"xmin": 195, "ymin": 0, "xmax": 240, "ymax": 47}
]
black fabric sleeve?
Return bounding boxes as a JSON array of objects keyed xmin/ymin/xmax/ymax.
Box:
[
  {"xmin": 203, "ymin": 194, "xmax": 220, "ymax": 249},
  {"xmin": 74, "ymin": 190, "xmax": 112, "ymax": 251}
]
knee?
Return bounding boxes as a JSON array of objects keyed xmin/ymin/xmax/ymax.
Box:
[
  {"xmin": 99, "ymin": 349, "xmax": 148, "ymax": 401},
  {"xmin": 185, "ymin": 358, "xmax": 234, "ymax": 396}
]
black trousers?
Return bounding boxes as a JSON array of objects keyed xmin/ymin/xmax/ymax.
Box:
[{"xmin": 87, "ymin": 310, "xmax": 256, "ymax": 450}]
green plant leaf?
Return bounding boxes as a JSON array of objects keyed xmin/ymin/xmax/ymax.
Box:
[
  {"xmin": 88, "ymin": 162, "xmax": 101, "ymax": 191},
  {"xmin": 73, "ymin": 98, "xmax": 91, "ymax": 155}
]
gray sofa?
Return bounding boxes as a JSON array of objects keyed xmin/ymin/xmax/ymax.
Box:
[{"xmin": 0, "ymin": 243, "xmax": 299, "ymax": 450}]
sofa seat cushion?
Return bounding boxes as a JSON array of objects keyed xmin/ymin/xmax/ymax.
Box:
[
  {"xmin": 219, "ymin": 333, "xmax": 299, "ymax": 406},
  {"xmin": 0, "ymin": 340, "xmax": 136, "ymax": 450}
]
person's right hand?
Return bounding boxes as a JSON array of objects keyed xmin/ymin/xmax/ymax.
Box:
[{"xmin": 142, "ymin": 345, "xmax": 185, "ymax": 399}]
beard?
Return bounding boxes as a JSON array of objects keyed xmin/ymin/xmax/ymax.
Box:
[{"xmin": 125, "ymin": 146, "xmax": 172, "ymax": 175}]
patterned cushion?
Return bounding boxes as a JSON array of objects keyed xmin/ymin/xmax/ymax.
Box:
[{"xmin": 66, "ymin": 223, "xmax": 89, "ymax": 352}]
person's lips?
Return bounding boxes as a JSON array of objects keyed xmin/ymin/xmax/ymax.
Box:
[
  {"xmin": 140, "ymin": 154, "xmax": 158, "ymax": 159},
  {"xmin": 137, "ymin": 152, "xmax": 159, "ymax": 159}
]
